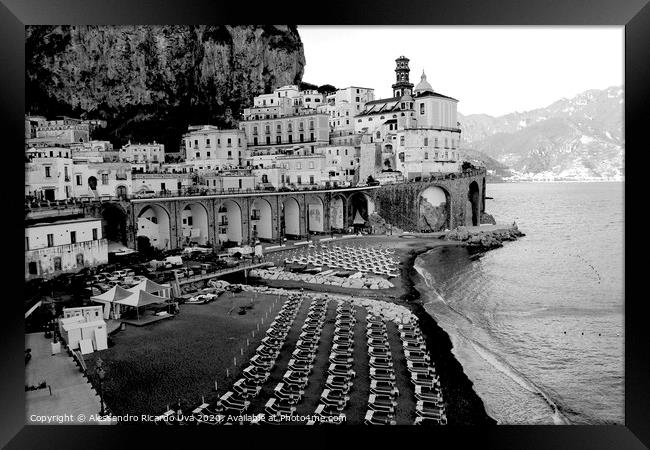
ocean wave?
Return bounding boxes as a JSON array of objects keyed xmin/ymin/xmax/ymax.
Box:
[
  {"xmin": 414, "ymin": 256, "xmax": 474, "ymax": 326},
  {"xmin": 458, "ymin": 330, "xmax": 571, "ymax": 425},
  {"xmin": 415, "ymin": 252, "xmax": 571, "ymax": 425}
]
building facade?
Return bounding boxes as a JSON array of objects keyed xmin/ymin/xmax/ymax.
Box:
[
  {"xmin": 119, "ymin": 141, "xmax": 165, "ymax": 171},
  {"xmin": 25, "ymin": 218, "xmax": 108, "ymax": 280},
  {"xmin": 72, "ymin": 162, "xmax": 132, "ymax": 199},
  {"xmin": 25, "ymin": 148, "xmax": 73, "ymax": 201},
  {"xmin": 182, "ymin": 125, "xmax": 246, "ymax": 171}
]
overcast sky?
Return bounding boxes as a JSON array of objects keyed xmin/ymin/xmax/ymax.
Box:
[{"xmin": 298, "ymin": 26, "xmax": 623, "ymax": 117}]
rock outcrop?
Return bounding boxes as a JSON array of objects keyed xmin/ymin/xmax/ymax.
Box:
[
  {"xmin": 444, "ymin": 224, "xmax": 525, "ymax": 251},
  {"xmin": 26, "ymin": 25, "xmax": 305, "ymax": 150}
]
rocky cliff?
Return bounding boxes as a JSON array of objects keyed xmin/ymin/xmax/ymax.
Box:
[{"xmin": 26, "ymin": 25, "xmax": 306, "ymax": 151}]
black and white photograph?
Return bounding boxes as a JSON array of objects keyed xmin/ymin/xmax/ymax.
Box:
[{"xmin": 10, "ymin": 15, "xmax": 639, "ymax": 440}]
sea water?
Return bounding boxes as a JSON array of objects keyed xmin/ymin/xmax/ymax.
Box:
[{"xmin": 414, "ymin": 182, "xmax": 624, "ymax": 424}]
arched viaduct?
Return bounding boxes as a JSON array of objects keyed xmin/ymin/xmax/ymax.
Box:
[{"xmin": 80, "ymin": 169, "xmax": 487, "ymax": 251}]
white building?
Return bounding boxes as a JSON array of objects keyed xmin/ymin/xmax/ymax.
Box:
[
  {"xmin": 71, "ymin": 162, "xmax": 132, "ymax": 199},
  {"xmin": 182, "ymin": 125, "xmax": 246, "ymax": 171},
  {"xmin": 355, "ymin": 57, "xmax": 463, "ymax": 181},
  {"xmin": 240, "ymin": 85, "xmax": 330, "ymax": 159},
  {"xmin": 319, "ymin": 144, "xmax": 359, "ymax": 187},
  {"xmin": 27, "ymin": 116, "xmax": 90, "ymax": 146},
  {"xmin": 25, "ymin": 148, "xmax": 73, "ymax": 201},
  {"xmin": 25, "ymin": 218, "xmax": 108, "ymax": 280},
  {"xmin": 132, "ymin": 172, "xmax": 194, "ymax": 196},
  {"xmin": 119, "ymin": 141, "xmax": 165, "ymax": 171},
  {"xmin": 69, "ymin": 140, "xmax": 119, "ymax": 163},
  {"xmin": 240, "ymin": 112, "xmax": 330, "ymax": 159},
  {"xmin": 202, "ymin": 170, "xmax": 256, "ymax": 192},
  {"xmin": 250, "ymin": 153, "xmax": 325, "ymax": 188},
  {"xmin": 327, "ymin": 86, "xmax": 375, "ymax": 132}
]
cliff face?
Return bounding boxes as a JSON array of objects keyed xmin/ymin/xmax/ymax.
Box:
[{"xmin": 26, "ymin": 25, "xmax": 306, "ymax": 150}]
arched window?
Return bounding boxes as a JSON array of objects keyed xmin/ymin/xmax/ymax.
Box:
[{"xmin": 376, "ymin": 131, "xmax": 381, "ymax": 139}]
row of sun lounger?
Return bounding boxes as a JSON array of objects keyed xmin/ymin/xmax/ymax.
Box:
[
  {"xmin": 307, "ymin": 303, "xmax": 357, "ymax": 424},
  {"xmin": 398, "ymin": 322, "xmax": 447, "ymax": 425},
  {"xmin": 284, "ymin": 245, "xmax": 399, "ymax": 277},
  {"xmin": 263, "ymin": 297, "xmax": 331, "ymax": 422},
  {"xmin": 364, "ymin": 315, "xmax": 399, "ymax": 425},
  {"xmin": 155, "ymin": 294, "xmax": 305, "ymax": 425}
]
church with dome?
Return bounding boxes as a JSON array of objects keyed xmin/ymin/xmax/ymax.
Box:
[{"xmin": 355, "ymin": 56, "xmax": 463, "ymax": 183}]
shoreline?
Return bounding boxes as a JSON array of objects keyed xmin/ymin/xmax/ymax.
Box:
[
  {"xmin": 398, "ymin": 243, "xmax": 496, "ymax": 425},
  {"xmin": 249, "ymin": 233, "xmax": 503, "ymax": 424}
]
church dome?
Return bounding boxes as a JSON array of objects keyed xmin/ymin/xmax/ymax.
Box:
[{"xmin": 414, "ymin": 71, "xmax": 434, "ymax": 94}]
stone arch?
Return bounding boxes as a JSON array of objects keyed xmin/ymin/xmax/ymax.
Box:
[
  {"xmin": 251, "ymin": 198, "xmax": 273, "ymax": 241},
  {"xmin": 329, "ymin": 194, "xmax": 346, "ymax": 230},
  {"xmin": 348, "ymin": 192, "xmax": 375, "ymax": 229},
  {"xmin": 100, "ymin": 203, "xmax": 128, "ymax": 245},
  {"xmin": 181, "ymin": 202, "xmax": 209, "ymax": 246},
  {"xmin": 419, "ymin": 185, "xmax": 452, "ymax": 232},
  {"xmin": 467, "ymin": 181, "xmax": 480, "ymax": 226},
  {"xmin": 282, "ymin": 197, "xmax": 301, "ymax": 239},
  {"xmin": 307, "ymin": 196, "xmax": 324, "ymax": 233},
  {"xmin": 136, "ymin": 204, "xmax": 171, "ymax": 250},
  {"xmin": 216, "ymin": 200, "xmax": 243, "ymax": 245}
]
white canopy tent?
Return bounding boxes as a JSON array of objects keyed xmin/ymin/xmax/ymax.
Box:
[
  {"xmin": 91, "ymin": 285, "xmax": 133, "ymax": 320},
  {"xmin": 90, "ymin": 278, "xmax": 170, "ymax": 320}
]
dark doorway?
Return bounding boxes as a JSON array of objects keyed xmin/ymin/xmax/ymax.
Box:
[
  {"xmin": 116, "ymin": 185, "xmax": 127, "ymax": 199},
  {"xmin": 88, "ymin": 176, "xmax": 97, "ymax": 191},
  {"xmin": 101, "ymin": 203, "xmax": 128, "ymax": 245},
  {"xmin": 468, "ymin": 181, "xmax": 480, "ymax": 226}
]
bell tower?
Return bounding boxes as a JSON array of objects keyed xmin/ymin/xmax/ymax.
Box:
[{"xmin": 392, "ymin": 56, "xmax": 414, "ymax": 98}]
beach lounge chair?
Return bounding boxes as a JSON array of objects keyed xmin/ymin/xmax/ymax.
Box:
[
  {"xmin": 414, "ymin": 385, "xmax": 443, "ymax": 402},
  {"xmin": 274, "ymin": 382, "xmax": 305, "ymax": 403},
  {"xmin": 288, "ymin": 358, "xmax": 313, "ymax": 374},
  {"xmin": 404, "ymin": 350, "xmax": 430, "ymax": 363},
  {"xmin": 265, "ymin": 398, "xmax": 297, "ymax": 417},
  {"xmin": 283, "ymin": 370, "xmax": 309, "ymax": 388},
  {"xmin": 413, "ymin": 416, "xmax": 446, "ymax": 425},
  {"xmin": 321, "ymin": 388, "xmax": 350, "ymax": 407},
  {"xmin": 328, "ymin": 363, "xmax": 356, "ymax": 378},
  {"xmin": 367, "ymin": 337, "xmax": 389, "ymax": 348},
  {"xmin": 407, "ymin": 361, "xmax": 436, "ymax": 376},
  {"xmin": 370, "ymin": 368, "xmax": 396, "ymax": 382},
  {"xmin": 368, "ymin": 346, "xmax": 390, "ymax": 358},
  {"xmin": 410, "ymin": 372, "xmax": 440, "ymax": 388},
  {"xmin": 368, "ymin": 394, "xmax": 397, "ymax": 414},
  {"xmin": 331, "ymin": 344, "xmax": 354, "ymax": 355},
  {"xmin": 325, "ymin": 375, "xmax": 353, "ymax": 394},
  {"xmin": 369, "ymin": 357, "xmax": 394, "ymax": 369},
  {"xmin": 233, "ymin": 378, "xmax": 262, "ymax": 399},
  {"xmin": 217, "ymin": 391, "xmax": 250, "ymax": 413},
  {"xmin": 250, "ymin": 355, "xmax": 275, "ymax": 371},
  {"xmin": 364, "ymin": 410, "xmax": 396, "ymax": 425}
]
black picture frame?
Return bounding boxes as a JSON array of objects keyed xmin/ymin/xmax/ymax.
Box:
[{"xmin": 2, "ymin": 0, "xmax": 647, "ymax": 448}]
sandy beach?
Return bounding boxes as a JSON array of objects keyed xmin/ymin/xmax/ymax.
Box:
[{"xmin": 85, "ymin": 233, "xmax": 497, "ymax": 424}]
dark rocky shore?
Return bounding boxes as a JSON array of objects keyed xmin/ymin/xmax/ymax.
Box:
[
  {"xmin": 445, "ymin": 224, "xmax": 526, "ymax": 253},
  {"xmin": 399, "ymin": 246, "xmax": 497, "ymax": 425}
]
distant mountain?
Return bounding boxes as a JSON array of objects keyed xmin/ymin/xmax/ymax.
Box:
[{"xmin": 459, "ymin": 87, "xmax": 624, "ymax": 181}]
